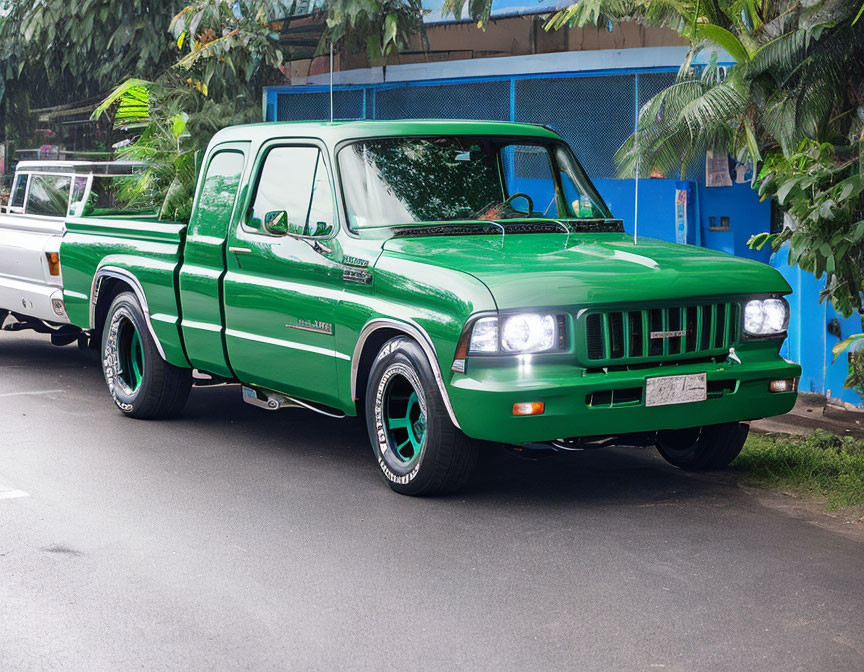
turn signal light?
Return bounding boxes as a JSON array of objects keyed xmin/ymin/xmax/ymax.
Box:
[
  {"xmin": 513, "ymin": 401, "xmax": 545, "ymax": 416},
  {"xmin": 769, "ymin": 378, "xmax": 798, "ymax": 393},
  {"xmin": 46, "ymin": 252, "xmax": 60, "ymax": 276}
]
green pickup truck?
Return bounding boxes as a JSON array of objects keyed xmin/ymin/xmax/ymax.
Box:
[{"xmin": 3, "ymin": 120, "xmax": 800, "ymax": 495}]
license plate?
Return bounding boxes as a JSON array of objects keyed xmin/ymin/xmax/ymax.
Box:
[{"xmin": 645, "ymin": 373, "xmax": 707, "ymax": 407}]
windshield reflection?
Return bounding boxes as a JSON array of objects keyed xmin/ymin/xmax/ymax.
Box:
[{"xmin": 338, "ymin": 136, "xmax": 610, "ymax": 230}]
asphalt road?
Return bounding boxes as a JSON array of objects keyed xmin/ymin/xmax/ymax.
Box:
[{"xmin": 1, "ymin": 331, "xmax": 862, "ymax": 672}]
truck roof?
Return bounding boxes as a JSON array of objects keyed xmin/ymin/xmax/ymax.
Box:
[{"xmin": 210, "ymin": 119, "xmax": 562, "ymax": 146}]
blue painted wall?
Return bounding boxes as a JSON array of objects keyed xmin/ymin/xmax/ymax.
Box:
[
  {"xmin": 595, "ymin": 178, "xmax": 771, "ymax": 261},
  {"xmin": 772, "ymin": 247, "xmax": 862, "ymax": 406},
  {"xmin": 697, "ymin": 183, "xmax": 772, "ymax": 263}
]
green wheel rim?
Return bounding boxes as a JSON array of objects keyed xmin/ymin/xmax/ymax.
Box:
[
  {"xmin": 117, "ymin": 318, "xmax": 145, "ymax": 392},
  {"xmin": 384, "ymin": 377, "xmax": 427, "ymax": 465}
]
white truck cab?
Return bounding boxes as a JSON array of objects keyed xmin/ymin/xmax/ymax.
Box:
[{"xmin": 0, "ymin": 161, "xmax": 144, "ymax": 335}]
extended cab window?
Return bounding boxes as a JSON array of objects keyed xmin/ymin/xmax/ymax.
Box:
[
  {"xmin": 190, "ymin": 151, "xmax": 245, "ymax": 236},
  {"xmin": 248, "ymin": 146, "xmax": 335, "ymax": 236},
  {"xmin": 26, "ymin": 174, "xmax": 71, "ymax": 217}
]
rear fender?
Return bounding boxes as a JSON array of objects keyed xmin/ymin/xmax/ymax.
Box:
[{"xmin": 90, "ymin": 267, "xmax": 169, "ymax": 362}]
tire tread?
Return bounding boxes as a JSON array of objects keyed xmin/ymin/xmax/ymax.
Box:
[{"xmin": 366, "ymin": 336, "xmax": 478, "ymax": 496}]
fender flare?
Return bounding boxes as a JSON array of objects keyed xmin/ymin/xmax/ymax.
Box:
[
  {"xmin": 351, "ymin": 318, "xmax": 461, "ymax": 429},
  {"xmin": 89, "ymin": 266, "xmax": 167, "ymax": 361}
]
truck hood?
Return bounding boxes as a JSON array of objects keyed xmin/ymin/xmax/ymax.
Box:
[{"xmin": 379, "ymin": 232, "xmax": 789, "ymax": 309}]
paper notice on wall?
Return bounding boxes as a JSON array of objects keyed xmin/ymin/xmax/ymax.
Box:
[
  {"xmin": 705, "ymin": 151, "xmax": 732, "ymax": 187},
  {"xmin": 675, "ymin": 187, "xmax": 688, "ymax": 245}
]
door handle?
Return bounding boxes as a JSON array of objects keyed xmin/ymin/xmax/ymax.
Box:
[{"xmin": 229, "ymin": 246, "xmax": 252, "ymax": 254}]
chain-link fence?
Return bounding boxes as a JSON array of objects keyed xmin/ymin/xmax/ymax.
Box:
[{"xmin": 269, "ymin": 69, "xmax": 677, "ymax": 179}]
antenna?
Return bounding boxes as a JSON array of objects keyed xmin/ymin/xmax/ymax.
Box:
[
  {"xmin": 329, "ymin": 41, "xmax": 334, "ymax": 124},
  {"xmin": 634, "ymin": 145, "xmax": 640, "ymax": 246},
  {"xmin": 633, "ymin": 74, "xmax": 639, "ymax": 246}
]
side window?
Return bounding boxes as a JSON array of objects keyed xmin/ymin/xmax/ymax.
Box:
[
  {"xmin": 9, "ymin": 173, "xmax": 28, "ymax": 212},
  {"xmin": 248, "ymin": 146, "xmax": 335, "ymax": 236},
  {"xmin": 26, "ymin": 174, "xmax": 71, "ymax": 217},
  {"xmin": 190, "ymin": 151, "xmax": 245, "ymax": 237}
]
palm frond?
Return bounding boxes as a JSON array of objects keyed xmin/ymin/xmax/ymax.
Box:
[{"xmin": 91, "ymin": 78, "xmax": 154, "ymax": 122}]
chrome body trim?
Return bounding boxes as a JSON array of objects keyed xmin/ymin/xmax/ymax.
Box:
[
  {"xmin": 351, "ymin": 318, "xmax": 461, "ymax": 429},
  {"xmin": 89, "ymin": 266, "xmax": 167, "ymax": 360}
]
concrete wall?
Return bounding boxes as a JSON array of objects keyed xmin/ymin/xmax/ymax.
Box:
[{"xmin": 288, "ymin": 16, "xmax": 686, "ymax": 84}]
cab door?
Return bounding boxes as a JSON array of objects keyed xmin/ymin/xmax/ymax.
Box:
[
  {"xmin": 178, "ymin": 143, "xmax": 249, "ymax": 377},
  {"xmin": 222, "ymin": 142, "xmax": 344, "ymax": 408}
]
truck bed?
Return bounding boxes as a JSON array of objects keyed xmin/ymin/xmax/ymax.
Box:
[{"xmin": 60, "ymin": 215, "xmax": 189, "ymax": 366}]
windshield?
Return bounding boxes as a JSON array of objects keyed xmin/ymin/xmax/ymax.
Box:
[{"xmin": 338, "ymin": 136, "xmax": 610, "ymax": 229}]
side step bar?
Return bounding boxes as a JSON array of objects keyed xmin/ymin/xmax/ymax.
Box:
[{"xmin": 240, "ymin": 385, "xmax": 345, "ymax": 419}]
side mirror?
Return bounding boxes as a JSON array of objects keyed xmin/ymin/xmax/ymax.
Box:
[{"xmin": 264, "ymin": 210, "xmax": 289, "ymax": 236}]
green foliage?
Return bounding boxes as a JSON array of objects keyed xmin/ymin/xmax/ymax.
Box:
[
  {"xmin": 441, "ymin": 0, "xmax": 492, "ymax": 27},
  {"xmin": 615, "ymin": 55, "xmax": 746, "ymax": 178},
  {"xmin": 844, "ymin": 349, "xmax": 864, "ymax": 398},
  {"xmin": 753, "ymin": 140, "xmax": 864, "ymax": 318},
  {"xmin": 93, "ymin": 1, "xmax": 286, "ymax": 223},
  {"xmin": 834, "ymin": 333, "xmax": 864, "ymax": 360},
  {"xmin": 92, "ymin": 79, "xmax": 154, "ymax": 126},
  {"xmin": 169, "ymin": 0, "xmax": 285, "ymax": 95},
  {"xmin": 0, "ymin": 0, "xmax": 178, "ymax": 105},
  {"xmin": 556, "ymin": 1, "xmax": 864, "ymax": 184},
  {"xmin": 736, "ymin": 431, "xmax": 864, "ymax": 510},
  {"xmin": 95, "ymin": 76, "xmax": 264, "ymax": 222},
  {"xmin": 324, "ymin": 0, "xmax": 428, "ymax": 59}
]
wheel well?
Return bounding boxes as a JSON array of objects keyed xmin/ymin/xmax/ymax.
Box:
[
  {"xmin": 353, "ymin": 327, "xmax": 411, "ymax": 413},
  {"xmin": 92, "ymin": 277, "xmax": 133, "ymax": 340}
]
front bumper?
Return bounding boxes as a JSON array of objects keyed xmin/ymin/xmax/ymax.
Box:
[{"xmin": 447, "ymin": 347, "xmax": 800, "ymax": 444}]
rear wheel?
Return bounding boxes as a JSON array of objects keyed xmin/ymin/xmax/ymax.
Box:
[
  {"xmin": 656, "ymin": 422, "xmax": 749, "ymax": 471},
  {"xmin": 366, "ymin": 336, "xmax": 478, "ymax": 496},
  {"xmin": 101, "ymin": 292, "xmax": 191, "ymax": 419}
]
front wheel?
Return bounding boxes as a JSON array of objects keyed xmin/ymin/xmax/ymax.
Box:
[
  {"xmin": 656, "ymin": 422, "xmax": 749, "ymax": 471},
  {"xmin": 101, "ymin": 292, "xmax": 192, "ymax": 419},
  {"xmin": 365, "ymin": 337, "xmax": 478, "ymax": 496}
]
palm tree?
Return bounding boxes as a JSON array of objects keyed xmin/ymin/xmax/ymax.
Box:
[{"xmin": 543, "ymin": 0, "xmax": 864, "ymax": 177}]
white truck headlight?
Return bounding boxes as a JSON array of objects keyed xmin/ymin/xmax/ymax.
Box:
[
  {"xmin": 501, "ymin": 313, "xmax": 555, "ymax": 352},
  {"xmin": 743, "ymin": 298, "xmax": 789, "ymax": 336},
  {"xmin": 469, "ymin": 313, "xmax": 558, "ymax": 354}
]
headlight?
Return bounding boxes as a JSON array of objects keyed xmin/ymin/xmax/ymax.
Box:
[
  {"xmin": 469, "ymin": 313, "xmax": 559, "ymax": 354},
  {"xmin": 501, "ymin": 313, "xmax": 555, "ymax": 352},
  {"xmin": 743, "ymin": 298, "xmax": 789, "ymax": 336}
]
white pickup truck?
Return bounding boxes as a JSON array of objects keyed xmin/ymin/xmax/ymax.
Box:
[{"xmin": 0, "ymin": 161, "xmax": 144, "ymax": 345}]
